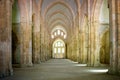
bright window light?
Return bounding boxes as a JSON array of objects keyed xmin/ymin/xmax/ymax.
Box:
[
  {"xmin": 54, "ymin": 48, "xmax": 57, "ymax": 53},
  {"xmin": 62, "ymin": 48, "xmax": 64, "ymax": 53},
  {"xmin": 61, "ymin": 43, "xmax": 64, "ymax": 46},
  {"xmin": 57, "ymin": 42, "xmax": 61, "ymax": 46},
  {"xmin": 55, "ymin": 43, "xmax": 58, "ymax": 47},
  {"xmin": 58, "ymin": 48, "xmax": 61, "ymax": 53},
  {"xmin": 61, "ymin": 32, "xmax": 63, "ymax": 36},
  {"xmin": 51, "ymin": 35, "xmax": 54, "ymax": 39},
  {"xmin": 54, "ymin": 32, "xmax": 57, "ymax": 36},
  {"xmin": 88, "ymin": 69, "xmax": 108, "ymax": 73},
  {"xmin": 64, "ymin": 35, "xmax": 66, "ymax": 39},
  {"xmin": 57, "ymin": 30, "xmax": 60, "ymax": 35}
]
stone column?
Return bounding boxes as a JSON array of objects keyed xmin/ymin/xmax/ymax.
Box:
[
  {"xmin": 32, "ymin": 15, "xmax": 41, "ymax": 63},
  {"xmin": 94, "ymin": 21, "xmax": 100, "ymax": 66},
  {"xmin": 87, "ymin": 0, "xmax": 92, "ymax": 66},
  {"xmin": 0, "ymin": 0, "xmax": 13, "ymax": 77},
  {"xmin": 109, "ymin": 0, "xmax": 120, "ymax": 74},
  {"xmin": 108, "ymin": 0, "xmax": 118, "ymax": 74},
  {"xmin": 40, "ymin": 25, "xmax": 44, "ymax": 62},
  {"xmin": 32, "ymin": 1, "xmax": 41, "ymax": 64},
  {"xmin": 89, "ymin": 19, "xmax": 95, "ymax": 66},
  {"xmin": 18, "ymin": 0, "xmax": 33, "ymax": 67},
  {"xmin": 117, "ymin": 0, "xmax": 120, "ymax": 75},
  {"xmin": 83, "ymin": 15, "xmax": 88, "ymax": 64},
  {"xmin": 87, "ymin": 1, "xmax": 100, "ymax": 67}
]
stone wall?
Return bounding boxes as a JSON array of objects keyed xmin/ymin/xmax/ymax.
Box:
[{"xmin": 0, "ymin": 0, "xmax": 13, "ymax": 77}]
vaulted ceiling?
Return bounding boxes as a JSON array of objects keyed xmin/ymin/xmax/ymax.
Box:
[{"xmin": 40, "ymin": 0, "xmax": 80, "ymax": 40}]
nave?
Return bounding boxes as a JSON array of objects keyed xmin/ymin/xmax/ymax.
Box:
[{"xmin": 1, "ymin": 0, "xmax": 120, "ymax": 79}]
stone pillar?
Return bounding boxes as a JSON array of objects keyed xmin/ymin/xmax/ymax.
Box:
[
  {"xmin": 109, "ymin": 0, "xmax": 120, "ymax": 74},
  {"xmin": 40, "ymin": 25, "xmax": 44, "ymax": 62},
  {"xmin": 0, "ymin": 0, "xmax": 13, "ymax": 77},
  {"xmin": 108, "ymin": 0, "xmax": 118, "ymax": 74},
  {"xmin": 94, "ymin": 21, "xmax": 100, "ymax": 66},
  {"xmin": 20, "ymin": 22, "xmax": 33, "ymax": 67},
  {"xmin": 87, "ymin": 0, "xmax": 101, "ymax": 67},
  {"xmin": 83, "ymin": 15, "xmax": 88, "ymax": 64},
  {"xmin": 32, "ymin": 1, "xmax": 41, "ymax": 64},
  {"xmin": 32, "ymin": 15, "xmax": 41, "ymax": 63},
  {"xmin": 87, "ymin": 0, "xmax": 92, "ymax": 66},
  {"xmin": 89, "ymin": 20, "xmax": 95, "ymax": 66},
  {"xmin": 77, "ymin": 27, "xmax": 80, "ymax": 62},
  {"xmin": 18, "ymin": 0, "xmax": 33, "ymax": 67},
  {"xmin": 12, "ymin": 0, "xmax": 21, "ymax": 64},
  {"xmin": 78, "ymin": 30, "xmax": 82, "ymax": 63},
  {"xmin": 117, "ymin": 0, "xmax": 120, "ymax": 75},
  {"xmin": 32, "ymin": 31, "xmax": 41, "ymax": 63}
]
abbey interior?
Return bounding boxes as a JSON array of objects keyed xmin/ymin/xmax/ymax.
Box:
[{"xmin": 0, "ymin": 0, "xmax": 120, "ymax": 80}]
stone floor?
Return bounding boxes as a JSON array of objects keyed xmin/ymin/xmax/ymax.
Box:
[{"xmin": 1, "ymin": 59, "xmax": 120, "ymax": 80}]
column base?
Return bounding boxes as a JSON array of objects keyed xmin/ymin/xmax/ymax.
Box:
[
  {"xmin": 108, "ymin": 68, "xmax": 118, "ymax": 75},
  {"xmin": 33, "ymin": 60, "xmax": 41, "ymax": 64},
  {"xmin": 94, "ymin": 63, "xmax": 100, "ymax": 67},
  {"xmin": 0, "ymin": 70, "xmax": 13, "ymax": 78},
  {"xmin": 20, "ymin": 63, "xmax": 33, "ymax": 68}
]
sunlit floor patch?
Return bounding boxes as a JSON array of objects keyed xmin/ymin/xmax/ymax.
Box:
[
  {"xmin": 74, "ymin": 64, "xmax": 87, "ymax": 67},
  {"xmin": 71, "ymin": 61, "xmax": 78, "ymax": 64},
  {"xmin": 88, "ymin": 69, "xmax": 108, "ymax": 73}
]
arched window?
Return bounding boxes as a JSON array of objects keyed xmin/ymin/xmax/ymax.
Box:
[
  {"xmin": 51, "ymin": 28, "xmax": 67, "ymax": 39},
  {"xmin": 53, "ymin": 39, "xmax": 66, "ymax": 58}
]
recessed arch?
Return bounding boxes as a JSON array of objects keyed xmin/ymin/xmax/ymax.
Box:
[{"xmin": 99, "ymin": 0, "xmax": 110, "ymax": 64}]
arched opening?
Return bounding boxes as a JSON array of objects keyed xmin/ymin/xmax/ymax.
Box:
[
  {"xmin": 12, "ymin": 0, "xmax": 21, "ymax": 66},
  {"xmin": 99, "ymin": 0, "xmax": 110, "ymax": 65},
  {"xmin": 52, "ymin": 39, "xmax": 66, "ymax": 59},
  {"xmin": 100, "ymin": 30, "xmax": 110, "ymax": 64}
]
